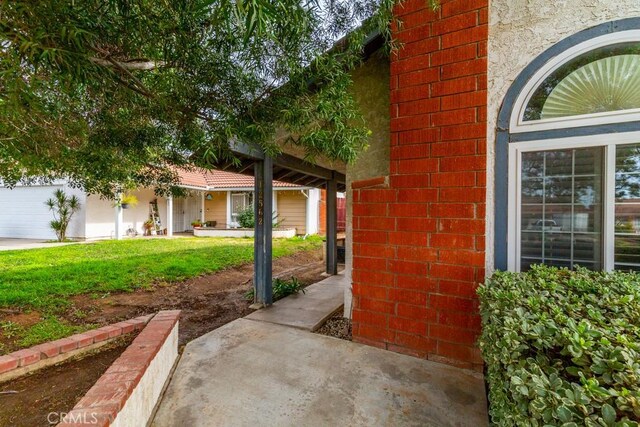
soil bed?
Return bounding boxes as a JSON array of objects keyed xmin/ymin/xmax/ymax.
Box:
[
  {"xmin": 0, "ymin": 335, "xmax": 133, "ymax": 427},
  {"xmin": 0, "ymin": 249, "xmax": 324, "ymax": 351},
  {"xmin": 0, "ymin": 249, "xmax": 325, "ymax": 425},
  {"xmin": 315, "ymin": 312, "xmax": 352, "ymax": 341},
  {"xmin": 68, "ymin": 248, "xmax": 325, "ymax": 347}
]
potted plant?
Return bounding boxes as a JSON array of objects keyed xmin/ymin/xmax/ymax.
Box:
[
  {"xmin": 143, "ymin": 219, "xmax": 154, "ymax": 236},
  {"xmin": 120, "ymin": 194, "xmax": 139, "ymax": 209},
  {"xmin": 191, "ymin": 219, "xmax": 203, "ymax": 229}
]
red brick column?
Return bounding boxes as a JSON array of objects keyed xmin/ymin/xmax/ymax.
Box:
[{"xmin": 351, "ymin": 0, "xmax": 487, "ymax": 370}]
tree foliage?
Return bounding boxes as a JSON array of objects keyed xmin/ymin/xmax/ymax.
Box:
[{"xmin": 1, "ymin": 0, "xmax": 437, "ymax": 197}]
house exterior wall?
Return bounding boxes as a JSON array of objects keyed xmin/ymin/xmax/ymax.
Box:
[
  {"xmin": 305, "ymin": 188, "xmax": 321, "ymax": 235},
  {"xmin": 277, "ymin": 190, "xmax": 308, "ymax": 235},
  {"xmin": 350, "ymin": 0, "xmax": 488, "ymax": 370},
  {"xmin": 0, "ymin": 183, "xmax": 86, "ymax": 240},
  {"xmin": 86, "ymin": 189, "xmax": 167, "ymax": 238},
  {"xmin": 204, "ymin": 191, "xmax": 227, "ymax": 227},
  {"xmin": 345, "ymin": 49, "xmax": 392, "ymax": 317},
  {"xmin": 485, "ymin": 0, "xmax": 640, "ymax": 273}
]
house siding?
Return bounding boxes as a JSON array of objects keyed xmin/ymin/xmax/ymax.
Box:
[
  {"xmin": 351, "ymin": 0, "xmax": 488, "ymax": 370},
  {"xmin": 277, "ymin": 190, "xmax": 307, "ymax": 235},
  {"xmin": 204, "ymin": 191, "xmax": 227, "ymax": 227},
  {"xmin": 0, "ymin": 183, "xmax": 86, "ymax": 240}
]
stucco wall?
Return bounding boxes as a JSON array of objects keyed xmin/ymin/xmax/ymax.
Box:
[
  {"xmin": 85, "ymin": 189, "xmax": 168, "ymax": 238},
  {"xmin": 486, "ymin": 0, "xmax": 640, "ymax": 272},
  {"xmin": 344, "ymin": 49, "xmax": 391, "ymax": 317}
]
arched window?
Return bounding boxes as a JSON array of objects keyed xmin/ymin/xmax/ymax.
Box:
[{"xmin": 495, "ymin": 19, "xmax": 640, "ymax": 273}]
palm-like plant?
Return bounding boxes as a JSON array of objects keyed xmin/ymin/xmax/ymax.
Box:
[{"xmin": 45, "ymin": 189, "xmax": 81, "ymax": 242}]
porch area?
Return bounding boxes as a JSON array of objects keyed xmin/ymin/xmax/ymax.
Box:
[{"xmin": 151, "ymin": 274, "xmax": 488, "ymax": 426}]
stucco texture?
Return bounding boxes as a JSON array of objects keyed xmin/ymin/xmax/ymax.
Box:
[
  {"xmin": 344, "ymin": 49, "xmax": 391, "ymax": 316},
  {"xmin": 486, "ymin": 0, "xmax": 640, "ymax": 271}
]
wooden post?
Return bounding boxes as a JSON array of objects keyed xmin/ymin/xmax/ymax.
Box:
[
  {"xmin": 200, "ymin": 192, "xmax": 206, "ymax": 223},
  {"xmin": 115, "ymin": 193, "xmax": 123, "ymax": 240},
  {"xmin": 253, "ymin": 156, "xmax": 273, "ymax": 307},
  {"xmin": 167, "ymin": 195, "xmax": 174, "ymax": 237},
  {"xmin": 326, "ymin": 178, "xmax": 338, "ymax": 275}
]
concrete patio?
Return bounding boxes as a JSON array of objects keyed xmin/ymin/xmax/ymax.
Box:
[{"xmin": 152, "ymin": 275, "xmax": 488, "ymax": 427}]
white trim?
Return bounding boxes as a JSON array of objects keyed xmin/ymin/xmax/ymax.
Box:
[
  {"xmin": 226, "ymin": 191, "xmax": 232, "ymax": 228},
  {"xmin": 510, "ymin": 30, "xmax": 640, "ymax": 133},
  {"xmin": 508, "ymin": 131, "xmax": 640, "ymax": 272},
  {"xmin": 272, "ymin": 191, "xmax": 278, "ymax": 219},
  {"xmin": 211, "ymin": 186, "xmax": 310, "ymax": 191},
  {"xmin": 176, "ymin": 185, "xmax": 209, "ymax": 191},
  {"xmin": 604, "ymin": 145, "xmax": 616, "ymax": 270},
  {"xmin": 166, "ymin": 196, "xmax": 174, "ymax": 237},
  {"xmin": 200, "ymin": 192, "xmax": 206, "ymax": 223}
]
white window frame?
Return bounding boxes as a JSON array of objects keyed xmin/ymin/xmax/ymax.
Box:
[
  {"xmin": 229, "ymin": 191, "xmax": 253, "ymax": 228},
  {"xmin": 510, "ymin": 30, "xmax": 640, "ymax": 133},
  {"xmin": 508, "ymin": 131, "xmax": 640, "ymax": 272}
]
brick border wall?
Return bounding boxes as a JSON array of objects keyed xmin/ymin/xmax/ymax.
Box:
[
  {"xmin": 0, "ymin": 315, "xmax": 152, "ymax": 382},
  {"xmin": 351, "ymin": 0, "xmax": 488, "ymax": 370},
  {"xmin": 58, "ymin": 310, "xmax": 180, "ymax": 427}
]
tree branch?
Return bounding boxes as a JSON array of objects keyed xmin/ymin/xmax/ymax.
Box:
[{"xmin": 89, "ymin": 57, "xmax": 165, "ymax": 71}]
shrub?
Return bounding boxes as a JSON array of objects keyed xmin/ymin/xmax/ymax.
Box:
[
  {"xmin": 237, "ymin": 206, "xmax": 283, "ymax": 229},
  {"xmin": 478, "ymin": 265, "xmax": 640, "ymax": 426},
  {"xmin": 245, "ymin": 277, "xmax": 305, "ymax": 302},
  {"xmin": 237, "ymin": 207, "xmax": 255, "ymax": 228},
  {"xmin": 45, "ymin": 189, "xmax": 81, "ymax": 242}
]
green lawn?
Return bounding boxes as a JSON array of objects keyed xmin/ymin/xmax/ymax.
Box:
[{"xmin": 0, "ymin": 236, "xmax": 322, "ymax": 311}]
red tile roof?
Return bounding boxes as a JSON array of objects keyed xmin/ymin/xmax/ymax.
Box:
[{"xmin": 177, "ymin": 168, "xmax": 301, "ymax": 189}]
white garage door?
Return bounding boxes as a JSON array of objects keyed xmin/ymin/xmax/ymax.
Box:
[{"xmin": 0, "ymin": 186, "xmax": 63, "ymax": 239}]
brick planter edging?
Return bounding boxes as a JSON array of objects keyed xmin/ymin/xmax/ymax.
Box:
[
  {"xmin": 0, "ymin": 315, "xmax": 153, "ymax": 383},
  {"xmin": 58, "ymin": 310, "xmax": 181, "ymax": 427}
]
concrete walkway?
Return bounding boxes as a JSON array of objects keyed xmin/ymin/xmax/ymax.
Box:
[
  {"xmin": 0, "ymin": 238, "xmax": 76, "ymax": 251},
  {"xmin": 245, "ymin": 273, "xmax": 346, "ymax": 331},
  {"xmin": 153, "ymin": 275, "xmax": 488, "ymax": 427}
]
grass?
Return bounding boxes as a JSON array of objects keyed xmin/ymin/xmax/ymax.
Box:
[
  {"xmin": 2, "ymin": 317, "xmax": 95, "ymax": 348},
  {"xmin": 0, "ymin": 236, "xmax": 321, "ymax": 352},
  {"xmin": 0, "ymin": 236, "xmax": 322, "ymax": 311}
]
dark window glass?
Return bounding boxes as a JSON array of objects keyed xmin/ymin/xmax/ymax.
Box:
[
  {"xmin": 615, "ymin": 143, "xmax": 640, "ymax": 271},
  {"xmin": 520, "ymin": 148, "xmax": 603, "ymax": 270}
]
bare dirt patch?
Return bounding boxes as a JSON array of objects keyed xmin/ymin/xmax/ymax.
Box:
[
  {"xmin": 67, "ymin": 248, "xmax": 325, "ymax": 346},
  {"xmin": 0, "ymin": 249, "xmax": 326, "ymax": 425},
  {"xmin": 0, "ymin": 335, "xmax": 133, "ymax": 427}
]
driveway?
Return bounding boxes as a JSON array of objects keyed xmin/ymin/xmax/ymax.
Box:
[{"xmin": 0, "ymin": 238, "xmax": 76, "ymax": 251}]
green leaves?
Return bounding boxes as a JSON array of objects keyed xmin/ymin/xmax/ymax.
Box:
[
  {"xmin": 478, "ymin": 266, "xmax": 640, "ymax": 426},
  {"xmin": 1, "ymin": 0, "xmax": 410, "ymax": 197}
]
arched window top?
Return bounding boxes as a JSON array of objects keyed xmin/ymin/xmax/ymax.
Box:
[
  {"xmin": 525, "ymin": 43, "xmax": 640, "ymax": 121},
  {"xmin": 510, "ymin": 30, "xmax": 640, "ymax": 133}
]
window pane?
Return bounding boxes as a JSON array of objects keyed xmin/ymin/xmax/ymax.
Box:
[
  {"xmin": 524, "ymin": 43, "xmax": 640, "ymax": 121},
  {"xmin": 520, "ymin": 148, "xmax": 603, "ymax": 271},
  {"xmin": 615, "ymin": 143, "xmax": 640, "ymax": 270}
]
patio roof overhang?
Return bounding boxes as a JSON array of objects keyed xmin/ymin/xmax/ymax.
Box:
[
  {"xmin": 208, "ymin": 141, "xmax": 347, "ymax": 193},
  {"xmin": 199, "ymin": 29, "xmax": 387, "ymax": 307},
  {"xmin": 207, "ymin": 141, "xmax": 343, "ymax": 307}
]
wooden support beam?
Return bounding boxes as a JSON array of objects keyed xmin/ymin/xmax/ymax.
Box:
[
  {"xmin": 253, "ymin": 156, "xmax": 273, "ymax": 306},
  {"xmin": 274, "ymin": 153, "xmax": 346, "ymax": 184},
  {"xmin": 273, "ymin": 169, "xmax": 297, "ymax": 181},
  {"xmin": 326, "ymin": 178, "xmax": 338, "ymax": 275}
]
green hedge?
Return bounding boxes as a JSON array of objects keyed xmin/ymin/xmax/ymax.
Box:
[{"xmin": 478, "ymin": 265, "xmax": 640, "ymax": 426}]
